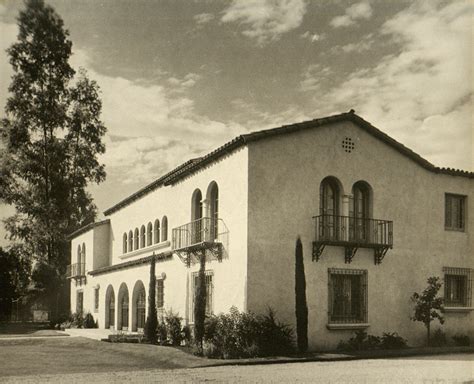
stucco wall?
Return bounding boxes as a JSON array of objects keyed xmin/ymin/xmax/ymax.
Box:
[
  {"xmin": 71, "ymin": 146, "xmax": 249, "ymax": 326},
  {"xmin": 247, "ymin": 120, "xmax": 473, "ymax": 350}
]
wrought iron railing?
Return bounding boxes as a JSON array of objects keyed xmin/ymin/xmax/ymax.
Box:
[
  {"xmin": 313, "ymin": 215, "xmax": 393, "ymax": 247},
  {"xmin": 66, "ymin": 263, "xmax": 86, "ymax": 279},
  {"xmin": 172, "ymin": 217, "xmax": 226, "ymax": 250}
]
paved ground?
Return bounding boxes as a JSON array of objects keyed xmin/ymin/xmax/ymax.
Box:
[{"xmin": 2, "ymin": 354, "xmax": 473, "ymax": 383}]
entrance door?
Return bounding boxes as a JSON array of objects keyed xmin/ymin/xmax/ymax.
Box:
[{"xmin": 76, "ymin": 292, "xmax": 84, "ymax": 315}]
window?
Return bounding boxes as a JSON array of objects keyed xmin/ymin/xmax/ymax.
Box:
[
  {"xmin": 123, "ymin": 233, "xmax": 127, "ymax": 254},
  {"xmin": 445, "ymin": 194, "xmax": 466, "ymax": 231},
  {"xmin": 94, "ymin": 287, "xmax": 99, "ymax": 312},
  {"xmin": 154, "ymin": 219, "xmax": 160, "ymax": 244},
  {"xmin": 156, "ymin": 278, "xmax": 164, "ymax": 316},
  {"xmin": 191, "ymin": 271, "xmax": 214, "ymax": 322},
  {"xmin": 147, "ymin": 222, "xmax": 153, "ymax": 246},
  {"xmin": 140, "ymin": 225, "xmax": 146, "ymax": 248},
  {"xmin": 128, "ymin": 230, "xmax": 133, "ymax": 252},
  {"xmin": 320, "ymin": 177, "xmax": 341, "ymax": 241},
  {"xmin": 444, "ymin": 267, "xmax": 472, "ymax": 307},
  {"xmin": 208, "ymin": 182, "xmax": 219, "ymax": 240},
  {"xmin": 162, "ymin": 216, "xmax": 168, "ymax": 242},
  {"xmin": 134, "ymin": 228, "xmax": 139, "ymax": 250},
  {"xmin": 121, "ymin": 291, "xmax": 129, "ymax": 330},
  {"xmin": 350, "ymin": 181, "xmax": 371, "ymax": 243},
  {"xmin": 328, "ymin": 268, "xmax": 367, "ymax": 324}
]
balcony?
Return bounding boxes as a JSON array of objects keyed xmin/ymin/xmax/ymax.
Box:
[
  {"xmin": 66, "ymin": 263, "xmax": 86, "ymax": 279},
  {"xmin": 312, "ymin": 215, "xmax": 393, "ymax": 264},
  {"xmin": 172, "ymin": 217, "xmax": 228, "ymax": 267}
]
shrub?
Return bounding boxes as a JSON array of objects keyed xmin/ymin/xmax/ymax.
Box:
[
  {"xmin": 165, "ymin": 310, "xmax": 183, "ymax": 346},
  {"xmin": 70, "ymin": 312, "xmax": 84, "ymax": 328},
  {"xmin": 83, "ymin": 312, "xmax": 96, "ymax": 328},
  {"xmin": 337, "ymin": 330, "xmax": 407, "ymax": 351},
  {"xmin": 144, "ymin": 257, "xmax": 158, "ymax": 344},
  {"xmin": 452, "ymin": 334, "xmax": 470, "ymax": 346},
  {"xmin": 380, "ymin": 332, "xmax": 407, "ymax": 349},
  {"xmin": 430, "ymin": 328, "xmax": 447, "ymax": 347},
  {"xmin": 202, "ymin": 306, "xmax": 293, "ymax": 359},
  {"xmin": 157, "ymin": 316, "xmax": 168, "ymax": 345},
  {"xmin": 182, "ymin": 325, "xmax": 193, "ymax": 346}
]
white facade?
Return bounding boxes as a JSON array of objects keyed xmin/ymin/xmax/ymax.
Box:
[{"xmin": 69, "ymin": 112, "xmax": 473, "ymax": 350}]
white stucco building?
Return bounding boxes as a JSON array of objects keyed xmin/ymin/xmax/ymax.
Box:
[{"xmin": 68, "ymin": 111, "xmax": 473, "ymax": 350}]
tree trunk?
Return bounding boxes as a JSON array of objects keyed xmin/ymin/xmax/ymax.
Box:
[{"xmin": 194, "ymin": 251, "xmax": 207, "ymax": 351}]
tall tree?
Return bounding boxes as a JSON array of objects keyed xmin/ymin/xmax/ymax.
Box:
[
  {"xmin": 295, "ymin": 236, "xmax": 308, "ymax": 353},
  {"xmin": 411, "ymin": 276, "xmax": 444, "ymax": 345},
  {"xmin": 144, "ymin": 256, "xmax": 158, "ymax": 344},
  {"xmin": 0, "ymin": 0, "xmax": 106, "ymax": 317},
  {"xmin": 194, "ymin": 251, "xmax": 207, "ymax": 351}
]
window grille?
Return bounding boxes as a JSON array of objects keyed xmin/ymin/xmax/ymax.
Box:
[
  {"xmin": 443, "ymin": 267, "xmax": 472, "ymax": 307},
  {"xmin": 328, "ymin": 268, "xmax": 367, "ymax": 324},
  {"xmin": 156, "ymin": 278, "xmax": 164, "ymax": 311},
  {"xmin": 445, "ymin": 194, "xmax": 466, "ymax": 231},
  {"xmin": 190, "ymin": 271, "xmax": 214, "ymax": 322}
]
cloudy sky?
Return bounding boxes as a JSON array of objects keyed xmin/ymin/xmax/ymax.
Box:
[{"xmin": 0, "ymin": 0, "xmax": 472, "ymax": 243}]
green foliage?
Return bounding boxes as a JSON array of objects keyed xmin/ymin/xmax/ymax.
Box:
[
  {"xmin": 83, "ymin": 312, "xmax": 96, "ymax": 329},
  {"xmin": 337, "ymin": 330, "xmax": 407, "ymax": 351},
  {"xmin": 411, "ymin": 276, "xmax": 444, "ymax": 344},
  {"xmin": 294, "ymin": 236, "xmax": 308, "ymax": 353},
  {"xmin": 194, "ymin": 253, "xmax": 207, "ymax": 350},
  {"xmin": 0, "ymin": 246, "xmax": 31, "ymax": 320},
  {"xmin": 202, "ymin": 307, "xmax": 293, "ymax": 359},
  {"xmin": 145, "ymin": 257, "xmax": 158, "ymax": 344},
  {"xmin": 452, "ymin": 334, "xmax": 470, "ymax": 346},
  {"xmin": 0, "ymin": 0, "xmax": 106, "ymax": 317},
  {"xmin": 429, "ymin": 328, "xmax": 447, "ymax": 347}
]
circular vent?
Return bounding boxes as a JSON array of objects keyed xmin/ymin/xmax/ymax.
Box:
[{"xmin": 342, "ymin": 137, "xmax": 355, "ymax": 153}]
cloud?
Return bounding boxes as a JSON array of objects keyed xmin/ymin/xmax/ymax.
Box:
[
  {"xmin": 0, "ymin": 22, "xmax": 18, "ymax": 111},
  {"xmin": 330, "ymin": 1, "xmax": 373, "ymax": 28},
  {"xmin": 305, "ymin": 0, "xmax": 472, "ymax": 170},
  {"xmin": 221, "ymin": 0, "xmax": 307, "ymax": 45},
  {"xmin": 300, "ymin": 31, "xmax": 324, "ymax": 43},
  {"xmin": 299, "ymin": 64, "xmax": 333, "ymax": 92},
  {"xmin": 331, "ymin": 34, "xmax": 374, "ymax": 54},
  {"xmin": 194, "ymin": 13, "xmax": 215, "ymax": 25}
]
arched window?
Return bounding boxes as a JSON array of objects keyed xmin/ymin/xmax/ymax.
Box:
[
  {"xmin": 147, "ymin": 222, "xmax": 153, "ymax": 246},
  {"xmin": 123, "ymin": 233, "xmax": 128, "ymax": 254},
  {"xmin": 154, "ymin": 219, "xmax": 160, "ymax": 244},
  {"xmin": 77, "ymin": 245, "xmax": 81, "ymax": 265},
  {"xmin": 162, "ymin": 216, "xmax": 168, "ymax": 242},
  {"xmin": 191, "ymin": 189, "xmax": 203, "ymax": 243},
  {"xmin": 128, "ymin": 230, "xmax": 133, "ymax": 252},
  {"xmin": 320, "ymin": 177, "xmax": 342, "ymax": 240},
  {"xmin": 134, "ymin": 228, "xmax": 139, "ymax": 250},
  {"xmin": 140, "ymin": 225, "xmax": 146, "ymax": 248},
  {"xmin": 136, "ymin": 287, "xmax": 146, "ymax": 330},
  {"xmin": 121, "ymin": 293, "xmax": 129, "ymax": 330},
  {"xmin": 118, "ymin": 283, "xmax": 129, "ymax": 331},
  {"xmin": 207, "ymin": 182, "xmax": 219, "ymax": 240},
  {"xmin": 350, "ymin": 181, "xmax": 372, "ymax": 242}
]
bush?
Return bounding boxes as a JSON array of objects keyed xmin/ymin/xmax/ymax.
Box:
[
  {"xmin": 202, "ymin": 306, "xmax": 293, "ymax": 359},
  {"xmin": 430, "ymin": 328, "xmax": 447, "ymax": 347},
  {"xmin": 182, "ymin": 325, "xmax": 193, "ymax": 346},
  {"xmin": 157, "ymin": 316, "xmax": 168, "ymax": 345},
  {"xmin": 337, "ymin": 330, "xmax": 407, "ymax": 351},
  {"xmin": 83, "ymin": 312, "xmax": 96, "ymax": 329},
  {"xmin": 380, "ymin": 332, "xmax": 407, "ymax": 349},
  {"xmin": 70, "ymin": 312, "xmax": 84, "ymax": 328},
  {"xmin": 452, "ymin": 334, "xmax": 470, "ymax": 347},
  {"xmin": 165, "ymin": 310, "xmax": 183, "ymax": 346}
]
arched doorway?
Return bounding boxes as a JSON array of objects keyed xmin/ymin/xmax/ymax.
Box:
[
  {"xmin": 207, "ymin": 182, "xmax": 219, "ymax": 240},
  {"xmin": 191, "ymin": 189, "xmax": 203, "ymax": 243},
  {"xmin": 131, "ymin": 280, "xmax": 146, "ymax": 332},
  {"xmin": 117, "ymin": 283, "xmax": 129, "ymax": 331},
  {"xmin": 320, "ymin": 176, "xmax": 342, "ymax": 240},
  {"xmin": 105, "ymin": 285, "xmax": 115, "ymax": 329},
  {"xmin": 350, "ymin": 181, "xmax": 372, "ymax": 242}
]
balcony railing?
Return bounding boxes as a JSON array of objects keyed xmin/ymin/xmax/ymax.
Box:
[
  {"xmin": 313, "ymin": 215, "xmax": 393, "ymax": 264},
  {"xmin": 172, "ymin": 217, "xmax": 225, "ymax": 251},
  {"xmin": 66, "ymin": 263, "xmax": 86, "ymax": 279},
  {"xmin": 314, "ymin": 215, "xmax": 393, "ymax": 247}
]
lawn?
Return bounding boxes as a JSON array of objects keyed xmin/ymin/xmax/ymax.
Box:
[{"xmin": 0, "ymin": 336, "xmax": 210, "ymax": 377}]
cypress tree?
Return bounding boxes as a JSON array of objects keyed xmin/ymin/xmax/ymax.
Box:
[
  {"xmin": 144, "ymin": 256, "xmax": 158, "ymax": 343},
  {"xmin": 194, "ymin": 251, "xmax": 207, "ymax": 351},
  {"xmin": 295, "ymin": 236, "xmax": 308, "ymax": 353}
]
